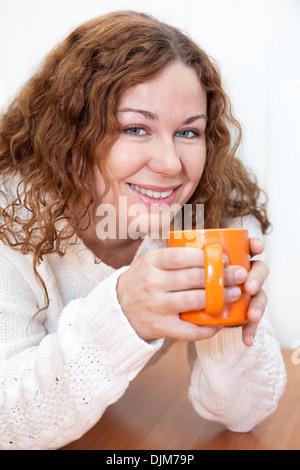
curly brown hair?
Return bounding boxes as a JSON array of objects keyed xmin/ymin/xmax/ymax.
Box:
[{"xmin": 0, "ymin": 10, "xmax": 270, "ymax": 274}]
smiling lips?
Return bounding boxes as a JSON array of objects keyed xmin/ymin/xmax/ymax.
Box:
[
  {"xmin": 129, "ymin": 183, "xmax": 175, "ymax": 199},
  {"xmin": 128, "ymin": 183, "xmax": 180, "ymax": 205}
]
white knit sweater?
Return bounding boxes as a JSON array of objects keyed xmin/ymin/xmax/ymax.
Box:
[{"xmin": 0, "ymin": 181, "xmax": 286, "ymax": 449}]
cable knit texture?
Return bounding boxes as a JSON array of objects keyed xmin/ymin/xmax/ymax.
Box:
[{"xmin": 0, "ymin": 177, "xmax": 286, "ymax": 448}]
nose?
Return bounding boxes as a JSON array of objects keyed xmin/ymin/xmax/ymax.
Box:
[{"xmin": 147, "ymin": 136, "xmax": 182, "ymax": 176}]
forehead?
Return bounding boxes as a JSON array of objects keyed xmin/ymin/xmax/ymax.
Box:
[{"xmin": 118, "ymin": 62, "xmax": 207, "ymax": 115}]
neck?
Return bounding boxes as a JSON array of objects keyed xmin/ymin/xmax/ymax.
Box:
[
  {"xmin": 79, "ymin": 225, "xmax": 143, "ymax": 269},
  {"xmin": 103, "ymin": 238, "xmax": 143, "ymax": 269}
]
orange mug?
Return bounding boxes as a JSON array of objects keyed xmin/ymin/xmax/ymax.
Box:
[{"xmin": 167, "ymin": 228, "xmax": 251, "ymax": 326}]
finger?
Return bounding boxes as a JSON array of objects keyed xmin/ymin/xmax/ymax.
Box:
[
  {"xmin": 244, "ymin": 260, "xmax": 269, "ymax": 295},
  {"xmin": 164, "ymin": 289, "xmax": 207, "ymax": 312},
  {"xmin": 164, "ymin": 285, "xmax": 242, "ymax": 313},
  {"xmin": 153, "ymin": 247, "xmax": 205, "ymax": 270},
  {"xmin": 164, "ymin": 265, "xmax": 247, "ymax": 291},
  {"xmin": 242, "ymin": 321, "xmax": 258, "ymax": 347},
  {"xmin": 165, "ymin": 316, "xmax": 224, "ymax": 342},
  {"xmin": 153, "ymin": 247, "xmax": 228, "ymax": 271},
  {"xmin": 249, "ymin": 237, "xmax": 264, "ymax": 257},
  {"xmin": 247, "ymin": 289, "xmax": 267, "ymax": 323},
  {"xmin": 164, "ymin": 267, "xmax": 205, "ymax": 290},
  {"xmin": 224, "ymin": 265, "xmax": 248, "ymax": 285}
]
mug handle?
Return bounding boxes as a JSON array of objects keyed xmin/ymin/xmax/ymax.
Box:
[{"xmin": 203, "ymin": 242, "xmax": 224, "ymax": 316}]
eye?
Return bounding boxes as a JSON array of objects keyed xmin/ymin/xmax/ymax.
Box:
[
  {"xmin": 175, "ymin": 129, "xmax": 200, "ymax": 139},
  {"xmin": 124, "ymin": 127, "xmax": 148, "ymax": 136}
]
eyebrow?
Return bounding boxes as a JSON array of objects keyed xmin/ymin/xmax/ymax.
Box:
[{"xmin": 118, "ymin": 107, "xmax": 208, "ymax": 124}]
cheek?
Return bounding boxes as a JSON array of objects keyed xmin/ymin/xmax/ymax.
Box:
[
  {"xmin": 92, "ymin": 163, "xmax": 120, "ymax": 204},
  {"xmin": 183, "ymin": 147, "xmax": 206, "ymax": 183},
  {"xmin": 105, "ymin": 141, "xmax": 146, "ymax": 181},
  {"xmin": 93, "ymin": 165, "xmax": 106, "ymax": 195}
]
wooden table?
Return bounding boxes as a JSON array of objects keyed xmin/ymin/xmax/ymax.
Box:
[{"xmin": 61, "ymin": 345, "xmax": 300, "ymax": 450}]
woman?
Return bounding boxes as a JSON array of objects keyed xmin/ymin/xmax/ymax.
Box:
[{"xmin": 0, "ymin": 11, "xmax": 286, "ymax": 449}]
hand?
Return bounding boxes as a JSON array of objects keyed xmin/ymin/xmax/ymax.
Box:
[
  {"xmin": 116, "ymin": 247, "xmax": 248, "ymax": 343},
  {"xmin": 241, "ymin": 238, "xmax": 269, "ymax": 347}
]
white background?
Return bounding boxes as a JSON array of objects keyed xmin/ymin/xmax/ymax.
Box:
[{"xmin": 0, "ymin": 0, "xmax": 299, "ymax": 347}]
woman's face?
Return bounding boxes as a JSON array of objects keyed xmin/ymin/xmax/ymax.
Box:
[{"xmin": 94, "ymin": 61, "xmax": 207, "ymax": 239}]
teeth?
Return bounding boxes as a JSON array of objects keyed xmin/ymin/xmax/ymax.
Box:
[{"xmin": 130, "ymin": 184, "xmax": 174, "ymax": 199}]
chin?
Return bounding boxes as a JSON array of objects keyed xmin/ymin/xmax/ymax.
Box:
[{"xmin": 127, "ymin": 215, "xmax": 174, "ymax": 240}]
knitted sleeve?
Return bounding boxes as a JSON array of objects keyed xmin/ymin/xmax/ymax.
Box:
[
  {"xmin": 188, "ymin": 216, "xmax": 287, "ymax": 432},
  {"xmin": 0, "ymin": 250, "xmax": 163, "ymax": 450}
]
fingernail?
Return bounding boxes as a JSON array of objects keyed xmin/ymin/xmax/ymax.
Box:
[
  {"xmin": 235, "ymin": 268, "xmax": 247, "ymax": 282},
  {"xmin": 257, "ymin": 239, "xmax": 264, "ymax": 250},
  {"xmin": 223, "ymin": 254, "xmax": 229, "ymax": 264},
  {"xmin": 249, "ymin": 279, "xmax": 259, "ymax": 293},
  {"xmin": 253, "ymin": 308, "xmax": 262, "ymax": 322},
  {"xmin": 229, "ymin": 286, "xmax": 241, "ymax": 299},
  {"xmin": 246, "ymin": 334, "xmax": 254, "ymax": 347}
]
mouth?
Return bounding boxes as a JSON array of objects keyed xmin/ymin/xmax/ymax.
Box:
[{"xmin": 127, "ymin": 183, "xmax": 181, "ymax": 205}]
